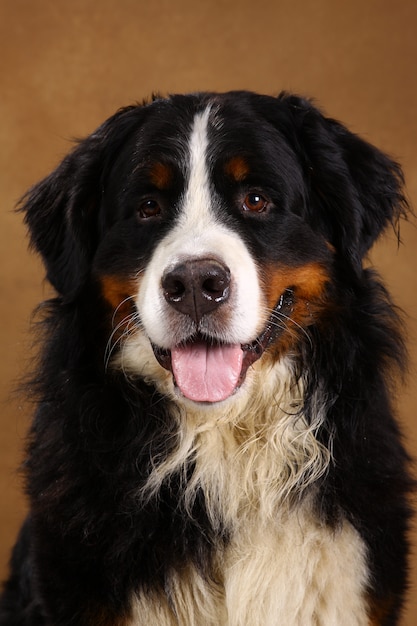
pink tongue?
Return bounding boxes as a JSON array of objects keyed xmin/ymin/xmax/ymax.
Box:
[{"xmin": 171, "ymin": 341, "xmax": 243, "ymax": 403}]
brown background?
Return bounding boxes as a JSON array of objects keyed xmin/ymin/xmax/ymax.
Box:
[{"xmin": 1, "ymin": 0, "xmax": 416, "ymax": 623}]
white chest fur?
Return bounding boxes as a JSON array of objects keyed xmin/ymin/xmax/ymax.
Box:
[
  {"xmin": 130, "ymin": 508, "xmax": 370, "ymax": 625},
  {"xmin": 127, "ymin": 359, "xmax": 370, "ymax": 625}
]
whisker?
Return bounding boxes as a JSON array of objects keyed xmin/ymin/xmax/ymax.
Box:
[
  {"xmin": 111, "ymin": 295, "xmax": 136, "ymax": 329},
  {"xmin": 104, "ymin": 294, "xmax": 141, "ymax": 369},
  {"xmin": 104, "ymin": 311, "xmax": 141, "ymax": 370},
  {"xmin": 269, "ymin": 309, "xmax": 313, "ymax": 349}
]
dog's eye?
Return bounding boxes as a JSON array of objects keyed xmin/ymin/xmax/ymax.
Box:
[
  {"xmin": 242, "ymin": 193, "xmax": 268, "ymax": 213},
  {"xmin": 138, "ymin": 199, "xmax": 161, "ymax": 219}
]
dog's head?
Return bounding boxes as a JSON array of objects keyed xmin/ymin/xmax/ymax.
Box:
[{"xmin": 22, "ymin": 91, "xmax": 406, "ymax": 405}]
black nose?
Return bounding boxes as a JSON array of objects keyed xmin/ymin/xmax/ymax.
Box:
[{"xmin": 161, "ymin": 258, "xmax": 231, "ymax": 324}]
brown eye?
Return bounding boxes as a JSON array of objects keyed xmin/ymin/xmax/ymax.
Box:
[
  {"xmin": 138, "ymin": 199, "xmax": 161, "ymax": 219},
  {"xmin": 242, "ymin": 192, "xmax": 268, "ymax": 213}
]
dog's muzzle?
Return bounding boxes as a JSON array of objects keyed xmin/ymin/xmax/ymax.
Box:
[{"xmin": 152, "ymin": 257, "xmax": 294, "ymax": 403}]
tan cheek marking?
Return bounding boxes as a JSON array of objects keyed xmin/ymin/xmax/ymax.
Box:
[
  {"xmin": 224, "ymin": 156, "xmax": 250, "ymax": 182},
  {"xmin": 263, "ymin": 262, "xmax": 330, "ymax": 312},
  {"xmin": 149, "ymin": 162, "xmax": 173, "ymax": 189},
  {"xmin": 99, "ymin": 274, "xmax": 139, "ymax": 337},
  {"xmin": 261, "ymin": 262, "xmax": 331, "ymax": 358}
]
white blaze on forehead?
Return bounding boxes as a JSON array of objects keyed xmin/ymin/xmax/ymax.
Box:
[
  {"xmin": 137, "ymin": 106, "xmax": 263, "ymax": 349},
  {"xmin": 171, "ymin": 106, "xmax": 223, "ymax": 251},
  {"xmin": 183, "ymin": 106, "xmax": 212, "ymax": 224}
]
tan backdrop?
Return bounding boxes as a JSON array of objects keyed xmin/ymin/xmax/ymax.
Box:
[{"xmin": 1, "ymin": 0, "xmax": 416, "ymax": 623}]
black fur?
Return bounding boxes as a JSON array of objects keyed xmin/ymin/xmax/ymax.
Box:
[{"xmin": 0, "ymin": 91, "xmax": 413, "ymax": 625}]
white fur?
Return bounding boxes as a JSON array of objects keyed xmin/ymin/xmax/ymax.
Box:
[
  {"xmin": 136, "ymin": 107, "xmax": 263, "ymax": 350},
  {"xmin": 138, "ymin": 358, "xmax": 330, "ymax": 524},
  {"xmin": 124, "ymin": 358, "xmax": 369, "ymax": 624},
  {"xmin": 129, "ymin": 510, "xmax": 369, "ymax": 626}
]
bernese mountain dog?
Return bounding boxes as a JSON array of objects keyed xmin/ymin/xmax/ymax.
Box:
[{"xmin": 0, "ymin": 91, "xmax": 413, "ymax": 625}]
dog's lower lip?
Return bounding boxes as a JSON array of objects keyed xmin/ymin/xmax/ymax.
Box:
[{"xmin": 152, "ymin": 289, "xmax": 295, "ymax": 387}]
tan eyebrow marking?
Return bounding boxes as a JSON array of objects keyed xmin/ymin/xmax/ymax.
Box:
[
  {"xmin": 224, "ymin": 156, "xmax": 250, "ymax": 182},
  {"xmin": 149, "ymin": 162, "xmax": 174, "ymax": 189}
]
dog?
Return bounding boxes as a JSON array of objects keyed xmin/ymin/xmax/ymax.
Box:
[{"xmin": 0, "ymin": 91, "xmax": 413, "ymax": 625}]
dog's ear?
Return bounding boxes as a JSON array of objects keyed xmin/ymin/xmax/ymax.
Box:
[
  {"xmin": 20, "ymin": 106, "xmax": 143, "ymax": 297},
  {"xmin": 279, "ymin": 94, "xmax": 408, "ymax": 268}
]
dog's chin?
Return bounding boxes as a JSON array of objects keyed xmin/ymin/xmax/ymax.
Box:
[{"xmin": 152, "ymin": 290, "xmax": 294, "ymax": 405}]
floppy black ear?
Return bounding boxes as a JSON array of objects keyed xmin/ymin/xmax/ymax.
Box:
[
  {"xmin": 279, "ymin": 94, "xmax": 408, "ymax": 268},
  {"xmin": 20, "ymin": 105, "xmax": 142, "ymax": 296}
]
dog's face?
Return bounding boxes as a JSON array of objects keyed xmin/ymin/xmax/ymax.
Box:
[
  {"xmin": 95, "ymin": 96, "xmax": 332, "ymax": 405},
  {"xmin": 23, "ymin": 91, "xmax": 405, "ymax": 406}
]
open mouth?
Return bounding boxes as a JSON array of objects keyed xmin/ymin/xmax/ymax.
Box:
[{"xmin": 152, "ymin": 289, "xmax": 294, "ymax": 403}]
